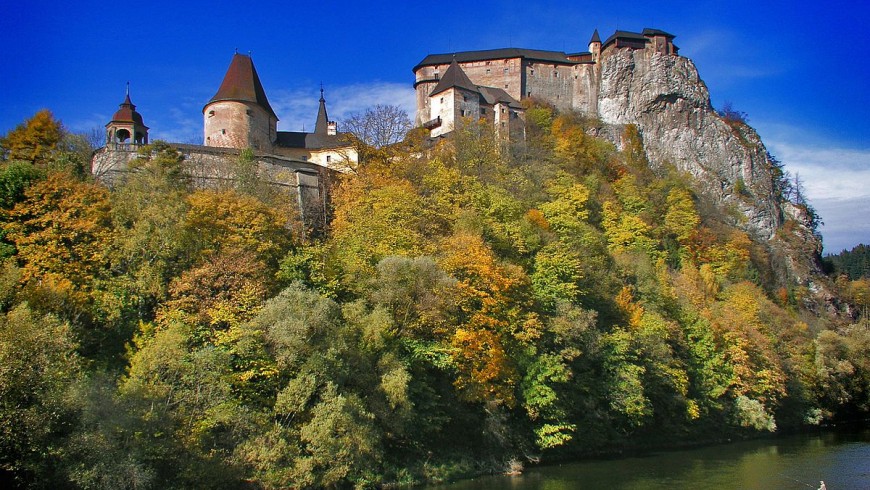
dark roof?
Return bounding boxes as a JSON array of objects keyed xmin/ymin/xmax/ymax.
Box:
[
  {"xmin": 429, "ymin": 59, "xmax": 478, "ymax": 97},
  {"xmin": 206, "ymin": 53, "xmax": 277, "ymax": 119},
  {"xmin": 602, "ymin": 30, "xmax": 649, "ymax": 46},
  {"xmin": 589, "ymin": 29, "xmax": 601, "ymax": 44},
  {"xmin": 108, "ymin": 93, "xmax": 148, "ymax": 128},
  {"xmin": 414, "ymin": 47, "xmax": 579, "ymax": 72},
  {"xmin": 642, "ymin": 28, "xmax": 675, "ymax": 38},
  {"xmin": 477, "ymin": 87, "xmax": 522, "ymax": 109},
  {"xmin": 275, "ymin": 131, "xmax": 351, "ymax": 150}
]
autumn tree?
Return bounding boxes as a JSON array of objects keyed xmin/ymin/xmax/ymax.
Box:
[
  {"xmin": 3, "ymin": 172, "xmax": 113, "ymax": 350},
  {"xmin": 0, "ymin": 110, "xmax": 63, "ymax": 165}
]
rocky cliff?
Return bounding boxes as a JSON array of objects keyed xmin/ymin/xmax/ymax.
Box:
[{"xmin": 594, "ymin": 48, "xmax": 833, "ymax": 311}]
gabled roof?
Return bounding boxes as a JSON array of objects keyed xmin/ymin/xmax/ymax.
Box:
[
  {"xmin": 477, "ymin": 87, "xmax": 522, "ymax": 109},
  {"xmin": 206, "ymin": 53, "xmax": 277, "ymax": 119},
  {"xmin": 414, "ymin": 47, "xmax": 581, "ymax": 72},
  {"xmin": 429, "ymin": 59, "xmax": 478, "ymax": 97}
]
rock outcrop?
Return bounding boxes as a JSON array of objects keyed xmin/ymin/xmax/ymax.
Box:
[{"xmin": 594, "ymin": 48, "xmax": 833, "ymax": 310}]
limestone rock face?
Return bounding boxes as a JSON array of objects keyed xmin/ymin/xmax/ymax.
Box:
[
  {"xmin": 598, "ymin": 48, "xmax": 783, "ymax": 239},
  {"xmin": 595, "ymin": 48, "xmax": 831, "ymax": 309}
]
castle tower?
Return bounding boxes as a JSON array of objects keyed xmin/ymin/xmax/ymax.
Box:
[
  {"xmin": 203, "ymin": 53, "xmax": 278, "ymax": 150},
  {"xmin": 588, "ymin": 29, "xmax": 602, "ymax": 63},
  {"xmin": 106, "ymin": 84, "xmax": 149, "ymax": 148}
]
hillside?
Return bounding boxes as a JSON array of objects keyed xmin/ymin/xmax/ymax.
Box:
[{"xmin": 0, "ymin": 87, "xmax": 868, "ymax": 488}]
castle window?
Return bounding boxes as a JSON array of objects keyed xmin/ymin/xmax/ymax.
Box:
[
  {"xmin": 504, "ymin": 84, "xmax": 508, "ymax": 89},
  {"xmin": 553, "ymin": 71, "xmax": 558, "ymax": 77},
  {"xmin": 486, "ymin": 68, "xmax": 491, "ymax": 75},
  {"xmin": 480, "ymin": 108, "xmax": 486, "ymax": 115},
  {"xmin": 460, "ymin": 109, "xmax": 467, "ymax": 117},
  {"xmin": 326, "ymin": 155, "xmax": 332, "ymax": 163},
  {"xmin": 208, "ymin": 110, "xmax": 215, "ymax": 117},
  {"xmin": 463, "ymin": 95, "xmax": 468, "ymax": 102},
  {"xmin": 486, "ymin": 61, "xmax": 491, "ymax": 65},
  {"xmin": 504, "ymin": 68, "xmax": 509, "ymax": 74},
  {"xmin": 222, "ymin": 129, "xmax": 226, "ymax": 134},
  {"xmin": 530, "ymin": 69, "xmax": 534, "ymax": 76}
]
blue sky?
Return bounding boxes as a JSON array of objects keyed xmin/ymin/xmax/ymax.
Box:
[{"xmin": 1, "ymin": 0, "xmax": 867, "ymax": 253}]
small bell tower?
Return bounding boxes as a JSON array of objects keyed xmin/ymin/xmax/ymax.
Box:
[{"xmin": 106, "ymin": 83, "xmax": 149, "ymax": 148}]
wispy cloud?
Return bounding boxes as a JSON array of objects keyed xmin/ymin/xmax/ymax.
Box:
[
  {"xmin": 761, "ymin": 125, "xmax": 870, "ymax": 252},
  {"xmin": 271, "ymin": 82, "xmax": 416, "ymax": 132}
]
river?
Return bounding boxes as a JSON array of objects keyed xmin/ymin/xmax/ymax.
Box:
[{"xmin": 425, "ymin": 428, "xmax": 870, "ymax": 489}]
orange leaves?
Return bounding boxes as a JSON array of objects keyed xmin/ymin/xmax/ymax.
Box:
[
  {"xmin": 438, "ymin": 231, "xmax": 522, "ymax": 312},
  {"xmin": 450, "ymin": 327, "xmax": 517, "ymax": 406},
  {"xmin": 615, "ymin": 286, "xmax": 644, "ymax": 329},
  {"xmin": 5, "ymin": 172, "xmax": 112, "ymax": 300},
  {"xmin": 438, "ymin": 232, "xmax": 529, "ymax": 405}
]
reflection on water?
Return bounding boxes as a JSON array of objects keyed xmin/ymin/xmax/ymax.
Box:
[{"xmin": 425, "ymin": 429, "xmax": 870, "ymax": 489}]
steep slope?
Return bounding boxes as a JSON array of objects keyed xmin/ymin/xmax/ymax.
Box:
[{"xmin": 595, "ymin": 47, "xmax": 831, "ymax": 309}]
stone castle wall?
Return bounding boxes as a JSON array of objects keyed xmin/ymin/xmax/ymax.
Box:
[
  {"xmin": 92, "ymin": 143, "xmax": 328, "ymax": 227},
  {"xmin": 522, "ymin": 61, "xmax": 577, "ymax": 111}
]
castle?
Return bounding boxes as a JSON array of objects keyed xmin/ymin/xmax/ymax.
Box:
[
  {"xmin": 413, "ymin": 28, "xmax": 677, "ymax": 138},
  {"xmin": 94, "ymin": 53, "xmax": 361, "ymax": 227},
  {"xmin": 93, "ymin": 28, "xmax": 679, "ymax": 223}
]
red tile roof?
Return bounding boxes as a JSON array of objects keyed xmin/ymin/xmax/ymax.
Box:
[{"xmin": 206, "ymin": 53, "xmax": 277, "ymax": 119}]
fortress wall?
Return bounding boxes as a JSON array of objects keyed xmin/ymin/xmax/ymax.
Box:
[
  {"xmin": 573, "ymin": 63, "xmax": 599, "ymax": 116},
  {"xmin": 453, "ymin": 57, "xmax": 523, "ymax": 101},
  {"xmin": 523, "ymin": 61, "xmax": 576, "ymax": 111},
  {"xmin": 91, "ymin": 145, "xmax": 327, "ymax": 225}
]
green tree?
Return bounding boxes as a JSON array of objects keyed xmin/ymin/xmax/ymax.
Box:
[{"xmin": 0, "ymin": 304, "xmax": 81, "ymax": 487}]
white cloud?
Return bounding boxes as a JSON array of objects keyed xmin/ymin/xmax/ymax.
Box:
[{"xmin": 761, "ymin": 128, "xmax": 870, "ymax": 253}]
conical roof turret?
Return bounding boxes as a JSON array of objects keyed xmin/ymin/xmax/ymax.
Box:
[
  {"xmin": 315, "ymin": 87, "xmax": 329, "ymax": 134},
  {"xmin": 589, "ymin": 29, "xmax": 601, "ymax": 44},
  {"xmin": 206, "ymin": 53, "xmax": 277, "ymax": 119}
]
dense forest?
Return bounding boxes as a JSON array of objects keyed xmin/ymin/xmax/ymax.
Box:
[
  {"xmin": 1, "ymin": 108, "xmax": 868, "ymax": 489},
  {"xmin": 825, "ymin": 244, "xmax": 870, "ymax": 280}
]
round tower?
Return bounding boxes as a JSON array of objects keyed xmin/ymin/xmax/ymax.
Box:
[
  {"xmin": 106, "ymin": 84, "xmax": 149, "ymax": 148},
  {"xmin": 203, "ymin": 53, "xmax": 277, "ymax": 150},
  {"xmin": 588, "ymin": 29, "xmax": 602, "ymax": 63}
]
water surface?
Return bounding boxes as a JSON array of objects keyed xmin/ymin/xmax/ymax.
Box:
[{"xmin": 426, "ymin": 430, "xmax": 870, "ymax": 489}]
